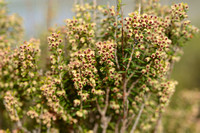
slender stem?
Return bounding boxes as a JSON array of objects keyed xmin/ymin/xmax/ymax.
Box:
[
  {"xmin": 47, "ymin": 127, "xmax": 50, "ymax": 133},
  {"xmin": 130, "ymin": 95, "xmax": 149, "ymax": 133},
  {"xmin": 104, "ymin": 87, "xmax": 110, "ymax": 114},
  {"xmin": 15, "ymin": 110, "xmax": 30, "ymax": 133},
  {"xmin": 121, "ymin": 2, "xmax": 124, "ymax": 58},
  {"xmin": 93, "ymin": 122, "xmax": 99, "ymax": 133},
  {"xmin": 153, "ymin": 112, "xmax": 162, "ymax": 133},
  {"xmin": 126, "ymin": 43, "xmax": 136, "ymax": 72},
  {"xmin": 96, "ymin": 87, "xmax": 111, "ymax": 132},
  {"xmin": 96, "ymin": 99, "xmax": 102, "ymax": 115},
  {"xmin": 126, "ymin": 113, "xmax": 135, "ymax": 128},
  {"xmin": 38, "ymin": 106, "xmax": 43, "ymax": 133},
  {"xmin": 130, "ymin": 103, "xmax": 145, "ymax": 133},
  {"xmin": 79, "ymin": 69, "xmax": 83, "ymax": 110},
  {"xmin": 127, "ymin": 77, "xmax": 141, "ymax": 95},
  {"xmin": 138, "ymin": 2, "xmax": 141, "ymax": 15},
  {"xmin": 124, "ymin": 73, "xmax": 134, "ymax": 89},
  {"xmin": 115, "ymin": 117, "xmax": 121, "ymax": 133},
  {"xmin": 4, "ymin": 96, "xmax": 30, "ymax": 133},
  {"xmin": 115, "ymin": 0, "xmax": 120, "ymax": 70},
  {"xmin": 119, "ymin": 1, "xmax": 127, "ymax": 132}
]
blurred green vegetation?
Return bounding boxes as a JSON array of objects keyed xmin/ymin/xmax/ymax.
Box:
[
  {"xmin": 171, "ymin": 31, "xmax": 200, "ymax": 91},
  {"xmin": 163, "ymin": 29, "xmax": 200, "ymax": 132}
]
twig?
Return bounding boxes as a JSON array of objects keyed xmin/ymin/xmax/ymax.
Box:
[
  {"xmin": 138, "ymin": 3, "xmax": 141, "ymax": 15},
  {"xmin": 102, "ymin": 116, "xmax": 112, "ymax": 133},
  {"xmin": 120, "ymin": 1, "xmax": 124, "ymax": 58},
  {"xmin": 93, "ymin": 122, "xmax": 99, "ymax": 133},
  {"xmin": 119, "ymin": 1, "xmax": 127, "ymax": 131},
  {"xmin": 96, "ymin": 99, "xmax": 102, "ymax": 115},
  {"xmin": 130, "ymin": 94, "xmax": 150, "ymax": 133},
  {"xmin": 115, "ymin": 0, "xmax": 120, "ymax": 70},
  {"xmin": 104, "ymin": 87, "xmax": 110, "ymax": 114},
  {"xmin": 126, "ymin": 43, "xmax": 136, "ymax": 72},
  {"xmin": 130, "ymin": 103, "xmax": 145, "ymax": 133},
  {"xmin": 153, "ymin": 112, "xmax": 163, "ymax": 133},
  {"xmin": 4, "ymin": 97, "xmax": 30, "ymax": 133},
  {"xmin": 78, "ymin": 69, "xmax": 83, "ymax": 110},
  {"xmin": 38, "ymin": 106, "xmax": 43, "ymax": 133},
  {"xmin": 96, "ymin": 87, "xmax": 111, "ymax": 133},
  {"xmin": 126, "ymin": 113, "xmax": 135, "ymax": 128},
  {"xmin": 120, "ymin": 116, "xmax": 127, "ymax": 133},
  {"xmin": 127, "ymin": 77, "xmax": 141, "ymax": 95},
  {"xmin": 115, "ymin": 117, "xmax": 121, "ymax": 133},
  {"xmin": 47, "ymin": 127, "xmax": 50, "ymax": 133},
  {"xmin": 121, "ymin": 62, "xmax": 136, "ymax": 132},
  {"xmin": 124, "ymin": 73, "xmax": 134, "ymax": 89},
  {"xmin": 15, "ymin": 110, "xmax": 30, "ymax": 133},
  {"xmin": 115, "ymin": 48, "xmax": 120, "ymax": 70}
]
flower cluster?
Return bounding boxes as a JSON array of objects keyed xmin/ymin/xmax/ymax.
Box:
[
  {"xmin": 48, "ymin": 33, "xmax": 64, "ymax": 72},
  {"xmin": 68, "ymin": 48, "xmax": 97, "ymax": 90},
  {"xmin": 68, "ymin": 48, "xmax": 97, "ymax": 118},
  {"xmin": 40, "ymin": 76, "xmax": 67, "ymax": 120},
  {"xmin": 13, "ymin": 39, "xmax": 40, "ymax": 76},
  {"xmin": 0, "ymin": 0, "xmax": 23, "ymax": 48},
  {"xmin": 65, "ymin": 18, "xmax": 96, "ymax": 51},
  {"xmin": 96, "ymin": 40, "xmax": 122, "ymax": 85},
  {"xmin": 3, "ymin": 91, "xmax": 22, "ymax": 121},
  {"xmin": 40, "ymin": 110, "xmax": 57, "ymax": 128}
]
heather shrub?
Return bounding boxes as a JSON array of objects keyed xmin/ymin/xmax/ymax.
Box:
[{"xmin": 0, "ymin": 0, "xmax": 199, "ymax": 133}]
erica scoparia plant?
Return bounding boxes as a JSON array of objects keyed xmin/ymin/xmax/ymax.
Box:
[{"xmin": 0, "ymin": 0, "xmax": 199, "ymax": 132}]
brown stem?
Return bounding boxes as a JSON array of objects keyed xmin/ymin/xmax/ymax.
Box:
[
  {"xmin": 130, "ymin": 103, "xmax": 145, "ymax": 133},
  {"xmin": 115, "ymin": 117, "xmax": 121, "ymax": 133},
  {"xmin": 126, "ymin": 43, "xmax": 136, "ymax": 72},
  {"xmin": 96, "ymin": 87, "xmax": 111, "ymax": 132},
  {"xmin": 130, "ymin": 94, "xmax": 150, "ymax": 133},
  {"xmin": 153, "ymin": 112, "xmax": 163, "ymax": 133},
  {"xmin": 93, "ymin": 122, "xmax": 99, "ymax": 133},
  {"xmin": 121, "ymin": 3, "xmax": 124, "ymax": 58},
  {"xmin": 121, "ymin": 73, "xmax": 138, "ymax": 132},
  {"xmin": 127, "ymin": 77, "xmax": 141, "ymax": 95},
  {"xmin": 38, "ymin": 106, "xmax": 43, "ymax": 133},
  {"xmin": 114, "ymin": 0, "xmax": 120, "ymax": 70},
  {"xmin": 126, "ymin": 113, "xmax": 135, "ymax": 128},
  {"xmin": 15, "ymin": 111, "xmax": 30, "ymax": 133}
]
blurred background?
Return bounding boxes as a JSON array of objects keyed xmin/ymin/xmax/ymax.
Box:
[{"xmin": 4, "ymin": 0, "xmax": 200, "ymax": 132}]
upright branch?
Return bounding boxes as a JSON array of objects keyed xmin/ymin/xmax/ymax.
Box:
[
  {"xmin": 96, "ymin": 87, "xmax": 112, "ymax": 133},
  {"xmin": 130, "ymin": 103, "xmax": 145, "ymax": 133},
  {"xmin": 130, "ymin": 95, "xmax": 149, "ymax": 133},
  {"xmin": 115, "ymin": 0, "xmax": 120, "ymax": 70},
  {"xmin": 126, "ymin": 42, "xmax": 137, "ymax": 72},
  {"xmin": 120, "ymin": 1, "xmax": 124, "ymax": 58}
]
